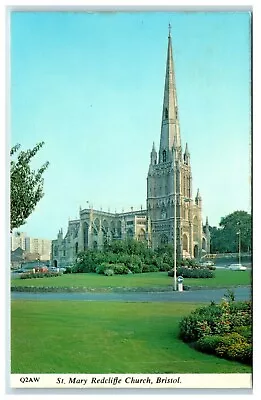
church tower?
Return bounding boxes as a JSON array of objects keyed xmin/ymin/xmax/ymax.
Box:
[{"xmin": 147, "ymin": 26, "xmax": 206, "ymax": 259}]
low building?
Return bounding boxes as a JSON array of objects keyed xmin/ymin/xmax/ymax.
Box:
[{"xmin": 11, "ymin": 247, "xmax": 25, "ymax": 269}]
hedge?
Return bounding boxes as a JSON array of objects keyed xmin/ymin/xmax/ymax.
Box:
[
  {"xmin": 178, "ymin": 298, "xmax": 252, "ymax": 365},
  {"xmin": 168, "ymin": 267, "xmax": 214, "ymax": 279},
  {"xmin": 20, "ymin": 272, "xmax": 62, "ymax": 279}
]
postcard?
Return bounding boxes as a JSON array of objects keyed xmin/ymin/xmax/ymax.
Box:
[{"xmin": 9, "ymin": 9, "xmax": 252, "ymax": 390}]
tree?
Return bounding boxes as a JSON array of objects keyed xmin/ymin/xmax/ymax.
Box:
[
  {"xmin": 10, "ymin": 142, "xmax": 49, "ymax": 231},
  {"xmin": 219, "ymin": 211, "xmax": 252, "ymax": 253},
  {"xmin": 210, "ymin": 211, "xmax": 252, "ymax": 253}
]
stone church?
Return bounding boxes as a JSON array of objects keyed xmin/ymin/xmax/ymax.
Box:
[{"xmin": 52, "ymin": 29, "xmax": 210, "ymax": 267}]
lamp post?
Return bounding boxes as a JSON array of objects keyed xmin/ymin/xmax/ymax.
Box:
[
  {"xmin": 173, "ymin": 190, "xmax": 190, "ymax": 291},
  {"xmin": 173, "ymin": 187, "xmax": 177, "ymax": 291},
  {"xmin": 238, "ymin": 229, "xmax": 241, "ymax": 265}
]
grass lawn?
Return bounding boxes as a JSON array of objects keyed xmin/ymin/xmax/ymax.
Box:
[
  {"xmin": 11, "ymin": 270, "xmax": 251, "ymax": 291},
  {"xmin": 11, "ymin": 300, "xmax": 251, "ymax": 374}
]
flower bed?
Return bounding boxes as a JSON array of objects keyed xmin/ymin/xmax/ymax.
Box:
[
  {"xmin": 20, "ymin": 272, "xmax": 62, "ymax": 279},
  {"xmin": 178, "ymin": 295, "xmax": 252, "ymax": 365}
]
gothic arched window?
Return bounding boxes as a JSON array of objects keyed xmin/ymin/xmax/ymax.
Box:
[
  {"xmin": 163, "ymin": 150, "xmax": 167, "ymax": 162},
  {"xmin": 165, "ymin": 108, "xmax": 168, "ymax": 119},
  {"xmin": 83, "ymin": 222, "xmax": 89, "ymax": 251}
]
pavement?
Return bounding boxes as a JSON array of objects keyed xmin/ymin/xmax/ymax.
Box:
[{"xmin": 11, "ymin": 286, "xmax": 251, "ymax": 303}]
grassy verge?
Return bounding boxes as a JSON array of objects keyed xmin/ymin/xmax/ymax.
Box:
[
  {"xmin": 11, "ymin": 300, "xmax": 251, "ymax": 374},
  {"xmin": 11, "ymin": 270, "xmax": 251, "ymax": 292}
]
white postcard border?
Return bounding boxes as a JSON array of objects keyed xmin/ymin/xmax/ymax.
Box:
[{"xmin": 10, "ymin": 373, "xmax": 252, "ymax": 389}]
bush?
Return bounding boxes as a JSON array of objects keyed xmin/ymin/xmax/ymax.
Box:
[
  {"xmin": 142, "ymin": 264, "xmax": 159, "ymax": 273},
  {"xmin": 196, "ymin": 332, "xmax": 252, "ymax": 363},
  {"xmin": 196, "ymin": 334, "xmax": 226, "ymax": 355},
  {"xmin": 179, "ymin": 299, "xmax": 251, "ymax": 343},
  {"xmin": 179, "ymin": 299, "xmax": 252, "ymax": 365},
  {"xmin": 20, "ymin": 273, "xmax": 33, "ymax": 279},
  {"xmin": 233, "ymin": 326, "xmax": 252, "ymax": 343},
  {"xmin": 104, "ymin": 269, "xmax": 114, "ymax": 276},
  {"xmin": 178, "ymin": 302, "xmax": 230, "ymax": 342},
  {"xmin": 179, "ymin": 314, "xmax": 212, "ymax": 342},
  {"xmin": 215, "ymin": 333, "xmax": 252, "ymax": 364},
  {"xmin": 112, "ymin": 264, "xmax": 129, "ymax": 275},
  {"xmin": 128, "ymin": 264, "xmax": 142, "ymax": 274},
  {"xmin": 159, "ymin": 262, "xmax": 171, "ymax": 271},
  {"xmin": 95, "ymin": 263, "xmax": 111, "ymax": 274},
  {"xmin": 95, "ymin": 262, "xmax": 129, "ymax": 275},
  {"xmin": 168, "ymin": 267, "xmax": 214, "ymax": 279},
  {"xmin": 20, "ymin": 272, "xmax": 61, "ymax": 279}
]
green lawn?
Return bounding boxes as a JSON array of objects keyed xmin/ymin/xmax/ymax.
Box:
[
  {"xmin": 11, "ymin": 300, "xmax": 251, "ymax": 374},
  {"xmin": 11, "ymin": 270, "xmax": 251, "ymax": 290}
]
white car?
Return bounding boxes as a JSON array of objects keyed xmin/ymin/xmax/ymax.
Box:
[
  {"xmin": 49, "ymin": 267, "xmax": 60, "ymax": 273},
  {"xmin": 228, "ymin": 264, "xmax": 247, "ymax": 271},
  {"xmin": 201, "ymin": 261, "xmax": 215, "ymax": 267}
]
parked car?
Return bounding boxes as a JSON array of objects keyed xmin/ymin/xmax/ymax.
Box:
[
  {"xmin": 15, "ymin": 268, "xmax": 27, "ymax": 273},
  {"xmin": 48, "ymin": 266, "xmax": 66, "ymax": 273},
  {"xmin": 48, "ymin": 267, "xmax": 59, "ymax": 273},
  {"xmin": 200, "ymin": 261, "xmax": 215, "ymax": 267},
  {"xmin": 228, "ymin": 264, "xmax": 247, "ymax": 271}
]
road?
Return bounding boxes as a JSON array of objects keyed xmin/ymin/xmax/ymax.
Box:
[{"xmin": 11, "ymin": 286, "xmax": 251, "ymax": 303}]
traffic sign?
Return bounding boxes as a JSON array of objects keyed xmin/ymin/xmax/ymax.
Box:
[{"xmin": 177, "ymin": 276, "xmax": 183, "ymax": 283}]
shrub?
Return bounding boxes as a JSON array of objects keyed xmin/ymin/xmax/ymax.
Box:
[
  {"xmin": 20, "ymin": 273, "xmax": 33, "ymax": 279},
  {"xmin": 226, "ymin": 342, "xmax": 252, "ymax": 364},
  {"xmin": 20, "ymin": 272, "xmax": 61, "ymax": 279},
  {"xmin": 159, "ymin": 262, "xmax": 171, "ymax": 271},
  {"xmin": 224, "ymin": 289, "xmax": 236, "ymax": 302},
  {"xmin": 179, "ymin": 300, "xmax": 252, "ymax": 365},
  {"xmin": 179, "ymin": 313, "xmax": 213, "ymax": 342},
  {"xmin": 179, "ymin": 300, "xmax": 247, "ymax": 342},
  {"xmin": 215, "ymin": 333, "xmax": 252, "ymax": 364},
  {"xmin": 233, "ymin": 326, "xmax": 252, "ymax": 343},
  {"xmin": 168, "ymin": 267, "xmax": 214, "ymax": 279},
  {"xmin": 142, "ymin": 264, "xmax": 159, "ymax": 273},
  {"xmin": 128, "ymin": 264, "xmax": 142, "ymax": 274},
  {"xmin": 96, "ymin": 263, "xmax": 129, "ymax": 275},
  {"xmin": 95, "ymin": 263, "xmax": 111, "ymax": 274},
  {"xmin": 196, "ymin": 332, "xmax": 252, "ymax": 364},
  {"xmin": 112, "ymin": 264, "xmax": 129, "ymax": 275},
  {"xmin": 196, "ymin": 334, "xmax": 226, "ymax": 355},
  {"xmin": 104, "ymin": 269, "xmax": 114, "ymax": 276}
]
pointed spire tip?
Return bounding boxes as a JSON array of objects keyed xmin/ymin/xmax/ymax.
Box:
[{"xmin": 168, "ymin": 23, "xmax": 172, "ymax": 38}]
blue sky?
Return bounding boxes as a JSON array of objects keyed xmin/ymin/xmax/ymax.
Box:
[{"xmin": 10, "ymin": 11, "xmax": 251, "ymax": 240}]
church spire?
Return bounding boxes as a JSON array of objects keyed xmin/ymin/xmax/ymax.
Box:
[
  {"xmin": 159, "ymin": 25, "xmax": 181, "ymax": 163},
  {"xmin": 150, "ymin": 141, "xmax": 157, "ymax": 165},
  {"xmin": 184, "ymin": 142, "xmax": 190, "ymax": 165},
  {"xmin": 195, "ymin": 188, "xmax": 202, "ymax": 207}
]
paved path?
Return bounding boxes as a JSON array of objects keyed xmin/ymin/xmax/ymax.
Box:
[{"xmin": 11, "ymin": 286, "xmax": 251, "ymax": 303}]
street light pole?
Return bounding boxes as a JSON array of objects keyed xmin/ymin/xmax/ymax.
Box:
[
  {"xmin": 173, "ymin": 160, "xmax": 177, "ymax": 291},
  {"xmin": 173, "ymin": 190, "xmax": 177, "ymax": 291},
  {"xmin": 238, "ymin": 229, "xmax": 241, "ymax": 265}
]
